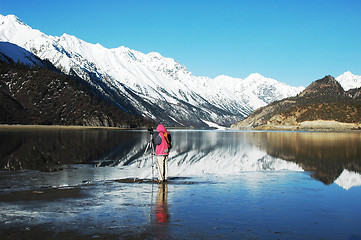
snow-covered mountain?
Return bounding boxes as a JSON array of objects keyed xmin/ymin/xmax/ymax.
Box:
[
  {"xmin": 336, "ymin": 71, "xmax": 361, "ymax": 91},
  {"xmin": 0, "ymin": 41, "xmax": 43, "ymax": 66},
  {"xmin": 0, "ymin": 14, "xmax": 307, "ymax": 127}
]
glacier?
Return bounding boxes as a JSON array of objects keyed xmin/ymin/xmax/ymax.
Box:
[{"xmin": 0, "ymin": 13, "xmax": 306, "ymax": 128}]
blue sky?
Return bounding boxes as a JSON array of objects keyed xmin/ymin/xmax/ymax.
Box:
[{"xmin": 1, "ymin": 0, "xmax": 361, "ymax": 87}]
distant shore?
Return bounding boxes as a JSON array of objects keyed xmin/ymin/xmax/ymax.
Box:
[
  {"xmin": 231, "ymin": 120, "xmax": 361, "ymax": 132},
  {"xmin": 0, "ymin": 124, "xmax": 129, "ymax": 131},
  {"xmin": 0, "ymin": 124, "xmax": 193, "ymax": 131},
  {"xmin": 2, "ymin": 122, "xmax": 360, "ymax": 132}
]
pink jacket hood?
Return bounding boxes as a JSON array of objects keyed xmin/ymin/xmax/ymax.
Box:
[{"xmin": 156, "ymin": 124, "xmax": 167, "ymax": 133}]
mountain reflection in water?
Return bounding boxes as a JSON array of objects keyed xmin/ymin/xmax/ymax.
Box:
[
  {"xmin": 0, "ymin": 128, "xmax": 144, "ymax": 171},
  {"xmin": 253, "ymin": 132, "xmax": 361, "ymax": 184},
  {"xmin": 0, "ymin": 128, "xmax": 361, "ymax": 188}
]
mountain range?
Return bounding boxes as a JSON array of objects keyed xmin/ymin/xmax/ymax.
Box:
[
  {"xmin": 1, "ymin": 13, "xmax": 361, "ymax": 128},
  {"xmin": 231, "ymin": 75, "xmax": 361, "ymax": 130},
  {"xmin": 0, "ymin": 42, "xmax": 151, "ymax": 127}
]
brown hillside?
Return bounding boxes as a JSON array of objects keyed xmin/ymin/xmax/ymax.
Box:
[
  {"xmin": 231, "ymin": 75, "xmax": 361, "ymax": 130},
  {"xmin": 0, "ymin": 60, "xmax": 153, "ymax": 128},
  {"xmin": 298, "ymin": 75, "xmax": 345, "ymax": 98}
]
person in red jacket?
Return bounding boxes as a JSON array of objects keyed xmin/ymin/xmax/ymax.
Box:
[{"xmin": 154, "ymin": 124, "xmax": 172, "ymax": 182}]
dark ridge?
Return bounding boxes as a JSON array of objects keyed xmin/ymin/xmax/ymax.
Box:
[{"xmin": 0, "ymin": 57, "xmax": 153, "ymax": 128}]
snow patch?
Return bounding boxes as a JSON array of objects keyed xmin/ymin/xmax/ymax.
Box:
[{"xmin": 201, "ymin": 119, "xmax": 226, "ymax": 130}]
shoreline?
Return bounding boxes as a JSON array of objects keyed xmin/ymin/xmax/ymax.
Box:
[
  {"xmin": 231, "ymin": 120, "xmax": 361, "ymax": 132},
  {"xmin": 0, "ymin": 124, "xmax": 130, "ymax": 131},
  {"xmin": 2, "ymin": 122, "xmax": 361, "ymax": 132},
  {"xmin": 0, "ymin": 124, "xmax": 195, "ymax": 131}
]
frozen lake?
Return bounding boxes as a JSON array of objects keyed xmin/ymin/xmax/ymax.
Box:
[{"xmin": 0, "ymin": 128, "xmax": 361, "ymax": 239}]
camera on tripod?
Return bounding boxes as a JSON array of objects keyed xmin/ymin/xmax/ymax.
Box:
[
  {"xmin": 147, "ymin": 127, "xmax": 154, "ymax": 144},
  {"xmin": 148, "ymin": 127, "xmax": 154, "ymax": 135}
]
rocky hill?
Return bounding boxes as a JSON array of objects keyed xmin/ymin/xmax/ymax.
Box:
[
  {"xmin": 298, "ymin": 75, "xmax": 345, "ymax": 97},
  {"xmin": 0, "ymin": 56, "xmax": 153, "ymax": 128},
  {"xmin": 231, "ymin": 75, "xmax": 361, "ymax": 131}
]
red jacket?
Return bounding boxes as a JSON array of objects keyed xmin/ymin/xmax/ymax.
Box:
[{"xmin": 155, "ymin": 124, "xmax": 171, "ymax": 155}]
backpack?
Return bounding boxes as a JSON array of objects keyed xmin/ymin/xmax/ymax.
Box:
[{"xmin": 164, "ymin": 132, "xmax": 172, "ymax": 149}]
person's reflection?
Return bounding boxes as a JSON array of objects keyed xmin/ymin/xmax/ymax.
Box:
[
  {"xmin": 154, "ymin": 182, "xmax": 169, "ymax": 239},
  {"xmin": 156, "ymin": 183, "xmax": 169, "ymax": 223}
]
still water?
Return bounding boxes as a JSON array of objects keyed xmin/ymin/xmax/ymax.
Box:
[{"xmin": 0, "ymin": 128, "xmax": 361, "ymax": 239}]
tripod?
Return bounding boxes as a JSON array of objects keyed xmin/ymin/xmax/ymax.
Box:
[{"xmin": 135, "ymin": 130, "xmax": 156, "ymax": 181}]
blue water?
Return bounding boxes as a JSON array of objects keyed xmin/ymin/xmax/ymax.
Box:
[
  {"xmin": 169, "ymin": 173, "xmax": 361, "ymax": 239},
  {"xmin": 0, "ymin": 129, "xmax": 361, "ymax": 239}
]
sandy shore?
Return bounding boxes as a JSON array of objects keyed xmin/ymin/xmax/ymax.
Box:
[
  {"xmin": 298, "ymin": 120, "xmax": 361, "ymax": 131},
  {"xmin": 239, "ymin": 120, "xmax": 361, "ymax": 132}
]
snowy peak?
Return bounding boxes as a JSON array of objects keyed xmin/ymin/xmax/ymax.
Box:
[
  {"xmin": 336, "ymin": 71, "xmax": 361, "ymax": 91},
  {"xmin": 0, "ymin": 14, "xmax": 309, "ymax": 127},
  {"xmin": 0, "ymin": 14, "xmax": 26, "ymax": 27},
  {"xmin": 0, "ymin": 14, "xmax": 48, "ymax": 48},
  {"xmin": 246, "ymin": 72, "xmax": 266, "ymax": 81}
]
